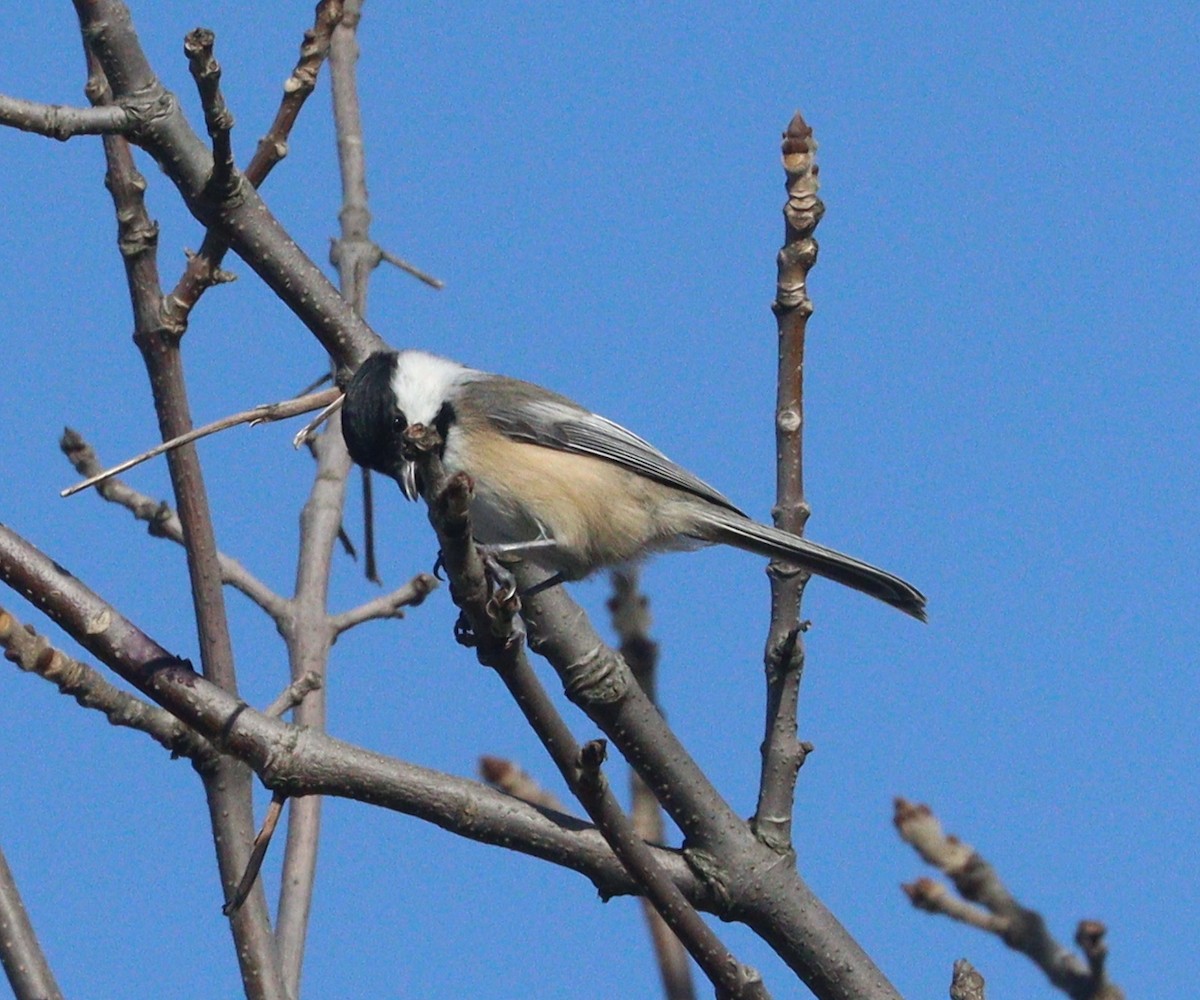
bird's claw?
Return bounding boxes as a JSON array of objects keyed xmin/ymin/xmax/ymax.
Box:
[{"xmin": 478, "ymin": 547, "xmax": 519, "ymax": 605}]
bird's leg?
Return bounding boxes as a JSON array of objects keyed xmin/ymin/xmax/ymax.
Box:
[
  {"xmin": 519, "ymin": 572, "xmax": 565, "ymax": 597},
  {"xmin": 477, "ymin": 538, "xmax": 558, "ymax": 559}
]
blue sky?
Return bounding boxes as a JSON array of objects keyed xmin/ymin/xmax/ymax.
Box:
[{"xmin": 2, "ymin": 3, "xmax": 1196, "ymax": 997}]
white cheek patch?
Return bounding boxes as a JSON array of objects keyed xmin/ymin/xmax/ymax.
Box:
[{"xmin": 390, "ymin": 350, "xmax": 471, "ymax": 425}]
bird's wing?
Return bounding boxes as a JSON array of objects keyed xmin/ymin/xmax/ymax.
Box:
[{"xmin": 461, "ymin": 374, "xmax": 745, "ymax": 515}]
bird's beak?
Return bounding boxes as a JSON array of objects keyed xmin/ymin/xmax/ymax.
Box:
[{"xmin": 399, "ymin": 459, "xmax": 419, "ymax": 501}]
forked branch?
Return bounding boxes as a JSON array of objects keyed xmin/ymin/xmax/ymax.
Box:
[{"xmin": 895, "ymin": 798, "xmax": 1124, "ymax": 1000}]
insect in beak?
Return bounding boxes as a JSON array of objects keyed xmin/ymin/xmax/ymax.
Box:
[{"xmin": 397, "ymin": 421, "xmax": 442, "ymax": 502}]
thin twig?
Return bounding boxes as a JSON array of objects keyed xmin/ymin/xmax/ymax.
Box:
[
  {"xmin": 753, "ymin": 110, "xmax": 823, "ymax": 853},
  {"xmin": 950, "ymin": 959, "xmax": 987, "ymax": 1000},
  {"xmin": 328, "ymin": 572, "xmax": 438, "ymax": 634},
  {"xmin": 245, "ymin": 0, "xmax": 344, "ymax": 188},
  {"xmin": 379, "ymin": 248, "xmax": 444, "ymax": 289},
  {"xmin": 895, "ymin": 799, "xmax": 1125, "ymax": 1000},
  {"xmin": 0, "ymin": 93, "xmax": 132, "ymax": 139},
  {"xmin": 479, "ymin": 756, "xmax": 568, "ymax": 814},
  {"xmin": 292, "ymin": 394, "xmax": 345, "ymax": 448},
  {"xmin": 224, "ymin": 792, "xmax": 288, "ymax": 916},
  {"xmin": 59, "ymin": 429, "xmax": 286, "ymax": 616},
  {"xmin": 60, "ymin": 388, "xmax": 341, "ymax": 497},
  {"xmin": 183, "ymin": 29, "xmax": 237, "ymax": 198},
  {"xmin": 577, "ymin": 741, "xmax": 770, "ymax": 1000},
  {"xmin": 264, "ymin": 672, "xmax": 324, "ymax": 718}
]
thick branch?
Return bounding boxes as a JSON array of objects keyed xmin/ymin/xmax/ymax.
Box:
[
  {"xmin": 0, "ymin": 523, "xmax": 713, "ymax": 906},
  {"xmin": 0, "ymin": 844, "xmax": 63, "ymax": 1000},
  {"xmin": 515, "ymin": 570, "xmax": 901, "ymax": 998}
]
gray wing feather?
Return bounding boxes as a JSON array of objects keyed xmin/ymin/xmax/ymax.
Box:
[{"xmin": 461, "ymin": 374, "xmax": 744, "ymax": 514}]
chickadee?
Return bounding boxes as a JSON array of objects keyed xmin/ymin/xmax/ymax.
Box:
[{"xmin": 341, "ymin": 350, "xmax": 926, "ymax": 620}]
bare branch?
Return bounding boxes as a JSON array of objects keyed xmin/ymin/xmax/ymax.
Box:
[
  {"xmin": 610, "ymin": 569, "xmax": 696, "ymax": 1000},
  {"xmin": 73, "ymin": 0, "xmax": 383, "ymax": 367},
  {"xmin": 183, "ymin": 28, "xmax": 237, "ymax": 198},
  {"xmin": 420, "ymin": 462, "xmax": 768, "ymax": 998},
  {"xmin": 264, "ymin": 672, "xmax": 323, "ymax": 718},
  {"xmin": 479, "ymin": 756, "xmax": 568, "ymax": 814},
  {"xmin": 88, "ymin": 47, "xmax": 287, "ymax": 996},
  {"xmin": 328, "ymin": 572, "xmax": 438, "ymax": 634},
  {"xmin": 0, "ymin": 523, "xmax": 713, "ymax": 906},
  {"xmin": 274, "ymin": 419, "xmax": 349, "ymax": 990},
  {"xmin": 273, "ymin": 4, "xmax": 369, "ymax": 987},
  {"xmin": 59, "ymin": 429, "xmax": 287, "ymax": 616},
  {"xmin": 327, "ymin": 0, "xmax": 373, "ymax": 300},
  {"xmin": 895, "ymin": 799, "xmax": 1125, "ymax": 1000},
  {"xmin": 903, "ymin": 878, "xmax": 1006, "ymax": 933},
  {"xmin": 59, "ymin": 387, "xmax": 341, "ymax": 497},
  {"xmin": 0, "ymin": 844, "xmax": 63, "ymax": 1000},
  {"xmin": 576, "ymin": 741, "xmax": 770, "ymax": 1000},
  {"xmin": 248, "ymin": 0, "xmax": 344, "ymax": 187},
  {"xmin": 0, "ymin": 92, "xmax": 132, "ymax": 138},
  {"xmin": 518, "ymin": 569, "xmax": 899, "ymax": 997},
  {"xmin": 224, "ymin": 792, "xmax": 288, "ymax": 916},
  {"xmin": 0, "ymin": 604, "xmax": 216, "ymax": 765},
  {"xmin": 379, "ymin": 248, "xmax": 445, "ymax": 289},
  {"xmin": 417, "ymin": 455, "xmax": 898, "ymax": 998},
  {"xmin": 754, "ymin": 110, "xmax": 823, "ymax": 853},
  {"xmin": 291, "ymin": 394, "xmax": 345, "ymax": 448},
  {"xmin": 164, "ymin": 0, "xmax": 344, "ymax": 328}
]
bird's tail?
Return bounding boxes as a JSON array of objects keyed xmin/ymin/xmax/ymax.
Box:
[{"xmin": 696, "ymin": 510, "xmax": 927, "ymax": 621}]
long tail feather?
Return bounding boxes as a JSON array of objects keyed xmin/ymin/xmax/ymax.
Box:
[{"xmin": 698, "ymin": 511, "xmax": 927, "ymax": 621}]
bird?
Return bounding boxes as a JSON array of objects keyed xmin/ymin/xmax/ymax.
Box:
[{"xmin": 340, "ymin": 350, "xmax": 926, "ymax": 620}]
